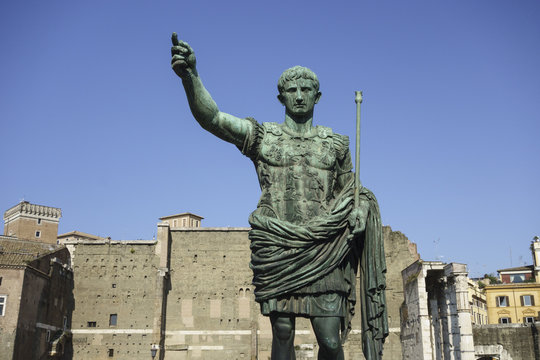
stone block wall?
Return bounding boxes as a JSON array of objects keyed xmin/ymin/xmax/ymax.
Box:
[
  {"xmin": 69, "ymin": 240, "xmax": 159, "ymax": 359},
  {"xmin": 473, "ymin": 323, "xmax": 540, "ymax": 360},
  {"xmin": 0, "ymin": 268, "xmax": 24, "ymax": 360},
  {"xmin": 3, "ymin": 248, "xmax": 73, "ymax": 360},
  {"xmin": 67, "ymin": 224, "xmax": 419, "ymax": 359},
  {"xmin": 165, "ymin": 227, "xmax": 261, "ymax": 360},
  {"xmin": 164, "ymin": 225, "xmax": 419, "ymax": 360},
  {"xmin": 381, "ymin": 226, "xmax": 420, "ymax": 360}
]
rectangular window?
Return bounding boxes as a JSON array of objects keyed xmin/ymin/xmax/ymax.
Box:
[
  {"xmin": 521, "ymin": 295, "xmax": 535, "ymax": 306},
  {"xmin": 37, "ymin": 218, "xmax": 42, "ymax": 225},
  {"xmin": 0, "ymin": 296, "xmax": 6, "ymax": 316},
  {"xmin": 173, "ymin": 220, "xmax": 177, "ymax": 227},
  {"xmin": 499, "ymin": 317, "xmax": 511, "ymax": 324},
  {"xmin": 510, "ymin": 274, "xmax": 525, "ymax": 283},
  {"xmin": 112, "ymin": 283, "xmax": 116, "ymax": 288},
  {"xmin": 35, "ymin": 231, "xmax": 41, "ymax": 238},
  {"xmin": 496, "ymin": 296, "xmax": 509, "ymax": 307},
  {"xmin": 109, "ymin": 314, "xmax": 117, "ymax": 326},
  {"xmin": 525, "ymin": 317, "xmax": 535, "ymax": 323},
  {"xmin": 87, "ymin": 321, "xmax": 96, "ymax": 327},
  {"xmin": 108, "ymin": 348, "xmax": 114, "ymax": 357}
]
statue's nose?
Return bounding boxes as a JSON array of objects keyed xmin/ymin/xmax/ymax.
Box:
[{"xmin": 296, "ymin": 90, "xmax": 303, "ymax": 102}]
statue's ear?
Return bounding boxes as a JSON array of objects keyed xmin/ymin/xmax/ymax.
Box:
[
  {"xmin": 277, "ymin": 94, "xmax": 285, "ymax": 105},
  {"xmin": 314, "ymin": 91, "xmax": 322, "ymax": 104}
]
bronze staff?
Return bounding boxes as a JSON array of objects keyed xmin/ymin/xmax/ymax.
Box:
[{"xmin": 354, "ymin": 90, "xmax": 363, "ymax": 208}]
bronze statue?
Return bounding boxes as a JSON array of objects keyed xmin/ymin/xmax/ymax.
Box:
[{"xmin": 171, "ymin": 33, "xmax": 387, "ymax": 360}]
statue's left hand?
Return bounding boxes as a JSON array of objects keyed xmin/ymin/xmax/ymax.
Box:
[{"xmin": 348, "ymin": 199, "xmax": 370, "ymax": 235}]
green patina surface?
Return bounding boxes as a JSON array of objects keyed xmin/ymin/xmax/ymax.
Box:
[{"xmin": 170, "ymin": 33, "xmax": 388, "ymax": 360}]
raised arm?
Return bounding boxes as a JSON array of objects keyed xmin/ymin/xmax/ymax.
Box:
[{"xmin": 171, "ymin": 33, "xmax": 252, "ymax": 147}]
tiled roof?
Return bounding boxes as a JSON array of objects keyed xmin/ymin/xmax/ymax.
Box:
[{"xmin": 0, "ymin": 237, "xmax": 60, "ymax": 266}]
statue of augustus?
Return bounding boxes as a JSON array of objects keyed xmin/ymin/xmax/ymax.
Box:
[{"xmin": 171, "ymin": 33, "xmax": 388, "ymax": 360}]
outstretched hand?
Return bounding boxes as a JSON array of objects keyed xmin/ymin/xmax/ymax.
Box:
[{"xmin": 171, "ymin": 32, "xmax": 197, "ymax": 79}]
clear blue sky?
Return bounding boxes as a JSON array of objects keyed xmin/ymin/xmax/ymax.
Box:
[{"xmin": 1, "ymin": 1, "xmax": 538, "ymax": 277}]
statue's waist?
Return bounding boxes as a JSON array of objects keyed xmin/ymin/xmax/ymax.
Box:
[{"xmin": 257, "ymin": 194, "xmax": 332, "ymax": 224}]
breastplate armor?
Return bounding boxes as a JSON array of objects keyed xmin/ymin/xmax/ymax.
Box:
[{"xmin": 255, "ymin": 123, "xmax": 339, "ymax": 224}]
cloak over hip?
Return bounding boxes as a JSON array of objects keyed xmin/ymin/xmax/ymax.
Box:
[{"xmin": 248, "ymin": 177, "xmax": 388, "ymax": 356}]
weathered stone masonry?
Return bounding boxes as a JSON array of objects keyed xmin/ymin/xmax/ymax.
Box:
[{"xmin": 66, "ymin": 223, "xmax": 420, "ymax": 359}]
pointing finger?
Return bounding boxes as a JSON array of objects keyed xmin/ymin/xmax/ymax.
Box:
[{"xmin": 171, "ymin": 32, "xmax": 179, "ymax": 46}]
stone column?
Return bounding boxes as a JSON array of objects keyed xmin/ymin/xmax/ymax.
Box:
[
  {"xmin": 401, "ymin": 261, "xmax": 433, "ymax": 360},
  {"xmin": 429, "ymin": 297, "xmax": 442, "ymax": 360},
  {"xmin": 436, "ymin": 277, "xmax": 453, "ymax": 360},
  {"xmin": 444, "ymin": 263, "xmax": 475, "ymax": 360}
]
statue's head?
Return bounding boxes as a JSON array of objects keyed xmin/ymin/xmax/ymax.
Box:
[
  {"xmin": 277, "ymin": 66, "xmax": 321, "ymax": 118},
  {"xmin": 277, "ymin": 66, "xmax": 319, "ymax": 94}
]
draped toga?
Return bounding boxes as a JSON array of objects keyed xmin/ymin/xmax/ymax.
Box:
[{"xmin": 238, "ymin": 119, "xmax": 388, "ymax": 356}]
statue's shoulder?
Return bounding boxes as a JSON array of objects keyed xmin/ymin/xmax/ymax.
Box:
[
  {"xmin": 322, "ymin": 128, "xmax": 349, "ymax": 159},
  {"xmin": 315, "ymin": 125, "xmax": 333, "ymax": 139},
  {"xmin": 261, "ymin": 122, "xmax": 283, "ymax": 136},
  {"xmin": 359, "ymin": 185, "xmax": 380, "ymax": 212}
]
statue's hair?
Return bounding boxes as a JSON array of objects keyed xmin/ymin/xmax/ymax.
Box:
[{"xmin": 277, "ymin": 66, "xmax": 319, "ymax": 93}]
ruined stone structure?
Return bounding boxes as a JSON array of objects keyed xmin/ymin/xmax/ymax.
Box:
[
  {"xmin": 0, "ymin": 236, "xmax": 73, "ymax": 360},
  {"xmin": 401, "ymin": 261, "xmax": 475, "ymax": 360},
  {"xmin": 473, "ymin": 323, "xmax": 540, "ymax": 360},
  {"xmin": 65, "ymin": 221, "xmax": 419, "ymax": 359},
  {"xmin": 65, "ymin": 237, "xmax": 159, "ymax": 359},
  {"xmin": 3, "ymin": 201, "xmax": 62, "ymax": 244}
]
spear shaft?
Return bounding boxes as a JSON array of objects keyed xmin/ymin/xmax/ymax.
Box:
[{"xmin": 354, "ymin": 91, "xmax": 363, "ymax": 208}]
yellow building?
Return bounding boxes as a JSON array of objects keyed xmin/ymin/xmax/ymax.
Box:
[
  {"xmin": 485, "ymin": 282, "xmax": 540, "ymax": 324},
  {"xmin": 484, "ymin": 237, "xmax": 540, "ymax": 324},
  {"xmin": 468, "ymin": 279, "xmax": 488, "ymax": 325}
]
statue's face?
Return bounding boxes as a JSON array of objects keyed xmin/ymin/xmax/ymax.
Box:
[{"xmin": 279, "ymin": 79, "xmax": 321, "ymax": 118}]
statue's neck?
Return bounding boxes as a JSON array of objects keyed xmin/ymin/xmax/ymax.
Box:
[{"xmin": 284, "ymin": 114, "xmax": 314, "ymax": 134}]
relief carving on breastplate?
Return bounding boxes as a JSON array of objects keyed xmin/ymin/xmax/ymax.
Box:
[{"xmin": 256, "ymin": 123, "xmax": 340, "ymax": 223}]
